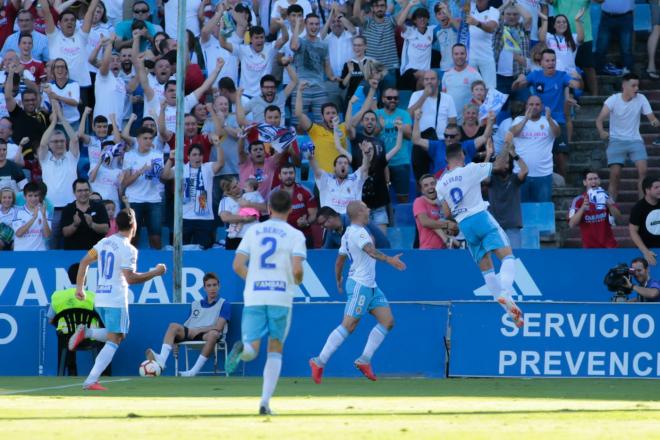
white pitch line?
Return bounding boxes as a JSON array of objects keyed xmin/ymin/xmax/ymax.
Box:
[{"xmin": 0, "ymin": 378, "xmax": 131, "ymax": 395}]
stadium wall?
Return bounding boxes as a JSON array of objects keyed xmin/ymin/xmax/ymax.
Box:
[
  {"xmin": 0, "ymin": 303, "xmax": 449, "ymax": 377},
  {"xmin": 1, "ymin": 250, "xmax": 660, "ymax": 379},
  {"xmin": 449, "ymin": 302, "xmax": 660, "ymax": 379},
  {"xmin": 0, "ymin": 249, "xmax": 652, "ymax": 306},
  {"xmin": 1, "ymin": 302, "xmax": 658, "ymax": 378}
]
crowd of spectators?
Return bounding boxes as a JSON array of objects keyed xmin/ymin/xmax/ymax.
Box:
[{"xmin": 0, "ymin": 0, "xmax": 656, "ymax": 253}]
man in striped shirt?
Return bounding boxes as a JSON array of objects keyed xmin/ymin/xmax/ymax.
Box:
[{"xmin": 353, "ymin": 0, "xmax": 399, "ymax": 89}]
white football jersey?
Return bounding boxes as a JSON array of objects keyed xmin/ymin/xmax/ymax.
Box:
[
  {"xmin": 236, "ymin": 219, "xmax": 307, "ymax": 307},
  {"xmin": 93, "ymin": 234, "xmax": 137, "ymax": 308},
  {"xmin": 436, "ymin": 162, "xmax": 492, "ymax": 223},
  {"xmin": 339, "ymin": 224, "xmax": 377, "ymax": 288}
]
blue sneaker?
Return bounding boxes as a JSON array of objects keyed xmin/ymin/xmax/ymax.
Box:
[
  {"xmin": 602, "ymin": 63, "xmax": 623, "ymax": 76},
  {"xmin": 225, "ymin": 341, "xmax": 244, "ymax": 375}
]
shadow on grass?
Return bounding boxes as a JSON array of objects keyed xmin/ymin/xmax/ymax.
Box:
[
  {"xmin": 3, "ymin": 408, "xmax": 660, "ymax": 421},
  {"xmin": 1, "ymin": 377, "xmax": 660, "ymax": 401}
]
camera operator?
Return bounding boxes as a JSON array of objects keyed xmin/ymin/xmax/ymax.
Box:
[{"xmin": 624, "ymin": 257, "xmax": 660, "ymax": 302}]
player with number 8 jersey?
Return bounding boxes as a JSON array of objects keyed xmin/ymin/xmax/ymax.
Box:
[
  {"xmin": 71, "ymin": 209, "xmax": 167, "ymax": 391},
  {"xmin": 228, "ymin": 190, "xmax": 306, "ymax": 415}
]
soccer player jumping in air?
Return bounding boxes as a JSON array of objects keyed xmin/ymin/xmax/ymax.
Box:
[
  {"xmin": 310, "ymin": 201, "xmax": 406, "ymax": 384},
  {"xmin": 435, "ymin": 136, "xmax": 524, "ymax": 327},
  {"xmin": 227, "ymin": 190, "xmax": 306, "ymax": 415}
]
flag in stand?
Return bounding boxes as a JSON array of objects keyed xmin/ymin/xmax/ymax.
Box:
[
  {"xmin": 479, "ymin": 89, "xmax": 509, "ymax": 121},
  {"xmin": 457, "ymin": 0, "xmax": 470, "ymax": 48},
  {"xmin": 244, "ymin": 123, "xmax": 299, "ymax": 154},
  {"xmin": 502, "ymin": 26, "xmax": 521, "ymax": 52}
]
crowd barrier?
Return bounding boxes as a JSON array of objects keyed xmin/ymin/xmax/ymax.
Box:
[
  {"xmin": 0, "ymin": 303, "xmax": 449, "ymax": 377},
  {"xmin": 1, "ymin": 249, "xmax": 659, "ymax": 379},
  {"xmin": 449, "ymin": 302, "xmax": 660, "ymax": 378},
  {"xmin": 1, "ymin": 301, "xmax": 658, "ymax": 378},
  {"xmin": 0, "ymin": 249, "xmax": 653, "ymax": 306}
]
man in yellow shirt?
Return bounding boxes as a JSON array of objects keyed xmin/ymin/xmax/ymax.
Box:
[{"xmin": 295, "ymin": 81, "xmax": 348, "ymax": 173}]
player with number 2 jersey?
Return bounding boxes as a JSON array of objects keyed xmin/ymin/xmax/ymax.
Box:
[{"xmin": 228, "ymin": 190, "xmax": 306, "ymax": 415}]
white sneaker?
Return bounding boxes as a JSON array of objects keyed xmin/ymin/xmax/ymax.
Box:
[
  {"xmin": 179, "ymin": 370, "xmax": 196, "ymax": 377},
  {"xmin": 145, "ymin": 348, "xmax": 165, "ymax": 370}
]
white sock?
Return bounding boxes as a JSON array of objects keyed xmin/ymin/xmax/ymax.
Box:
[
  {"xmin": 499, "ymin": 256, "xmax": 516, "ymax": 297},
  {"xmin": 84, "ymin": 341, "xmax": 118, "ymax": 386},
  {"xmin": 240, "ymin": 342, "xmax": 257, "ymax": 361},
  {"xmin": 359, "ymin": 324, "xmax": 388, "ymax": 363},
  {"xmin": 160, "ymin": 344, "xmax": 172, "ymax": 365},
  {"xmin": 85, "ymin": 328, "xmax": 108, "ymax": 342},
  {"xmin": 318, "ymin": 325, "xmax": 349, "ymax": 366},
  {"xmin": 260, "ymin": 352, "xmax": 282, "ymax": 408},
  {"xmin": 483, "ymin": 270, "xmax": 506, "ymax": 311},
  {"xmin": 187, "ymin": 354, "xmax": 208, "ymax": 375}
]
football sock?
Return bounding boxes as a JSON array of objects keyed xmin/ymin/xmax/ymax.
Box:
[
  {"xmin": 483, "ymin": 269, "xmax": 501, "ymax": 298},
  {"xmin": 160, "ymin": 344, "xmax": 172, "ymax": 365},
  {"xmin": 240, "ymin": 342, "xmax": 257, "ymax": 362},
  {"xmin": 260, "ymin": 352, "xmax": 282, "ymax": 407},
  {"xmin": 483, "ymin": 269, "xmax": 507, "ymax": 311},
  {"xmin": 359, "ymin": 324, "xmax": 388, "ymax": 363},
  {"xmin": 499, "ymin": 256, "xmax": 516, "ymax": 298},
  {"xmin": 188, "ymin": 355, "xmax": 208, "ymax": 376},
  {"xmin": 85, "ymin": 328, "xmax": 108, "ymax": 342},
  {"xmin": 84, "ymin": 341, "xmax": 118, "ymax": 386},
  {"xmin": 318, "ymin": 325, "xmax": 349, "ymax": 366}
]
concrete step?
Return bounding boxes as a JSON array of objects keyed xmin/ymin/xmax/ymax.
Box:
[
  {"xmin": 599, "ymin": 178, "xmax": 640, "ymax": 191},
  {"xmin": 598, "ymin": 166, "xmax": 660, "ymax": 179},
  {"xmin": 562, "ymin": 237, "xmax": 636, "ymax": 248},
  {"xmin": 572, "ymin": 120, "xmax": 658, "ymax": 133},
  {"xmin": 574, "ymin": 99, "xmax": 660, "ymax": 119}
]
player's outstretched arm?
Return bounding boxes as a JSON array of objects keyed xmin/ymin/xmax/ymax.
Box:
[
  {"xmin": 76, "ymin": 249, "xmax": 98, "ymax": 300},
  {"xmin": 363, "ymin": 243, "xmax": 406, "ymax": 271},
  {"xmin": 123, "ymin": 264, "xmax": 166, "ymax": 285},
  {"xmin": 232, "ymin": 253, "xmax": 249, "ymax": 280}
]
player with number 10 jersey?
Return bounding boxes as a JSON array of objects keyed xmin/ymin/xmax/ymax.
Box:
[
  {"xmin": 71, "ymin": 209, "xmax": 166, "ymax": 391},
  {"xmin": 94, "ymin": 234, "xmax": 138, "ymax": 308}
]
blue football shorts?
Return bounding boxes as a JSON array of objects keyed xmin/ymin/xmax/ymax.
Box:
[
  {"xmin": 344, "ymin": 278, "xmax": 389, "ymax": 318},
  {"xmin": 96, "ymin": 306, "xmax": 129, "ymax": 334},
  {"xmin": 459, "ymin": 210, "xmax": 510, "ymax": 263},
  {"xmin": 241, "ymin": 305, "xmax": 292, "ymax": 344}
]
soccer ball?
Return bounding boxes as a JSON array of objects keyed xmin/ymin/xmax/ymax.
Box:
[{"xmin": 139, "ymin": 360, "xmax": 161, "ymax": 377}]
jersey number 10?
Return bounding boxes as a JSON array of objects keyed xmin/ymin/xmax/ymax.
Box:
[{"xmin": 99, "ymin": 250, "xmax": 115, "ymax": 280}]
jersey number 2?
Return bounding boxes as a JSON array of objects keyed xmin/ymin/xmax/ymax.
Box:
[
  {"xmin": 259, "ymin": 237, "xmax": 277, "ymax": 269},
  {"xmin": 99, "ymin": 250, "xmax": 114, "ymax": 280}
]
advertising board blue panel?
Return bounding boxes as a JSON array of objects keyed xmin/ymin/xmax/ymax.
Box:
[
  {"xmin": 0, "ymin": 249, "xmax": 651, "ymax": 306},
  {"xmin": 449, "ymin": 302, "xmax": 660, "ymax": 378},
  {"xmin": 0, "ymin": 303, "xmax": 448, "ymax": 378}
]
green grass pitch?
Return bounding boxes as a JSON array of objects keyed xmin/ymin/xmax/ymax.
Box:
[{"xmin": 1, "ymin": 377, "xmax": 659, "ymax": 439}]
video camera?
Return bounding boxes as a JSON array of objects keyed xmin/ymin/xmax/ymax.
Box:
[{"xmin": 603, "ymin": 263, "xmax": 634, "ymax": 302}]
